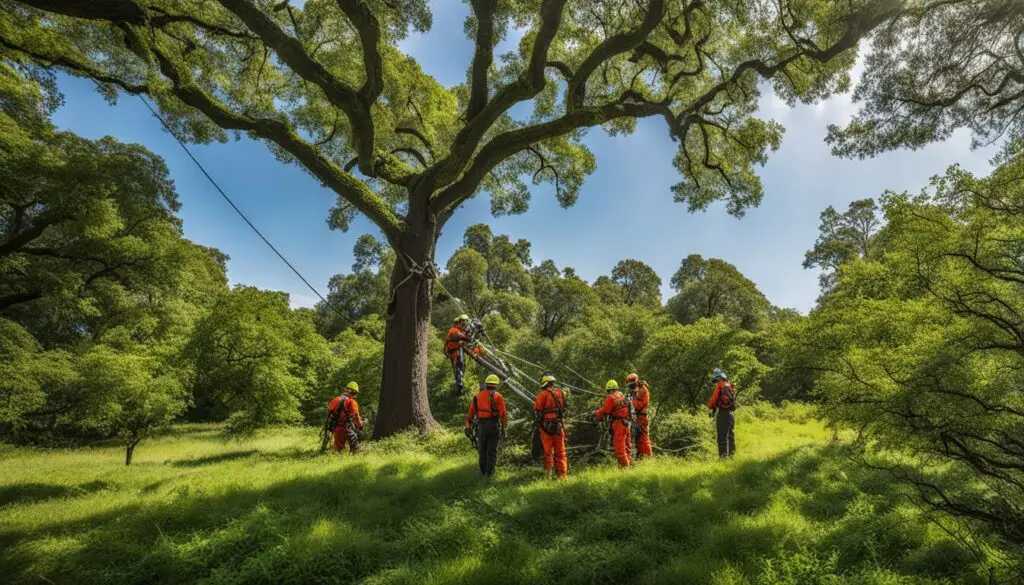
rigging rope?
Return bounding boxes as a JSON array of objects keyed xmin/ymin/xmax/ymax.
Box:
[{"xmin": 137, "ymin": 95, "xmax": 349, "ymax": 321}]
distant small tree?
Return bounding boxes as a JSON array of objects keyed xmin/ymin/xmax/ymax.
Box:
[
  {"xmin": 803, "ymin": 199, "xmax": 883, "ymax": 292},
  {"xmin": 611, "ymin": 259, "xmax": 663, "ymax": 308},
  {"xmin": 532, "ymin": 259, "xmax": 595, "ymax": 338},
  {"xmin": 639, "ymin": 317, "xmax": 766, "ymax": 410},
  {"xmin": 76, "ymin": 345, "xmax": 188, "ymax": 465},
  {"xmin": 668, "ymin": 254, "xmax": 770, "ymax": 330},
  {"xmin": 187, "ymin": 286, "xmax": 331, "ymax": 431}
]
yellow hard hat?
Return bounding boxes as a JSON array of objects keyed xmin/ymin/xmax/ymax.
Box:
[
  {"xmin": 540, "ymin": 374, "xmax": 556, "ymax": 387},
  {"xmin": 345, "ymin": 381, "xmax": 360, "ymax": 393},
  {"xmin": 485, "ymin": 374, "xmax": 500, "ymax": 386},
  {"xmin": 605, "ymin": 379, "xmax": 619, "ymax": 390},
  {"xmin": 454, "ymin": 314, "xmax": 469, "ymax": 322}
]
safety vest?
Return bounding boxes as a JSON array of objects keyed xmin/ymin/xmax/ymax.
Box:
[
  {"xmin": 631, "ymin": 383, "xmax": 649, "ymax": 416},
  {"xmin": 473, "ymin": 390, "xmax": 499, "ymax": 420},
  {"xmin": 538, "ymin": 388, "xmax": 565, "ymax": 421},
  {"xmin": 609, "ymin": 391, "xmax": 631, "ymax": 421},
  {"xmin": 327, "ymin": 395, "xmax": 354, "ymax": 430},
  {"xmin": 446, "ymin": 326, "xmax": 467, "ymax": 355}
]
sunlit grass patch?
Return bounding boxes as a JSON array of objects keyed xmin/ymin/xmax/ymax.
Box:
[{"xmin": 0, "ymin": 415, "xmax": 995, "ymax": 584}]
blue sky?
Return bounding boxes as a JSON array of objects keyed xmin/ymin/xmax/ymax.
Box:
[{"xmin": 51, "ymin": 3, "xmax": 996, "ymax": 313}]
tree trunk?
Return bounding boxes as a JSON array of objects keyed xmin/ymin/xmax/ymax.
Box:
[
  {"xmin": 125, "ymin": 442, "xmax": 136, "ymax": 466},
  {"xmin": 373, "ymin": 221, "xmax": 440, "ymax": 438}
]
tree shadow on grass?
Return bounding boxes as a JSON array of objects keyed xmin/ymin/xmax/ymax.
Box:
[
  {"xmin": 0, "ymin": 480, "xmax": 114, "ymax": 509},
  {"xmin": 169, "ymin": 449, "xmax": 259, "ymax": 467},
  {"xmin": 0, "ymin": 445, "xmax": 984, "ymax": 585}
]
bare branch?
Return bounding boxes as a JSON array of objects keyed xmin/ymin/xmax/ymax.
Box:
[
  {"xmin": 138, "ymin": 30, "xmax": 405, "ymax": 242},
  {"xmin": 334, "ymin": 0, "xmax": 384, "ymax": 101},
  {"xmin": 466, "ymin": 0, "xmax": 497, "ymax": 120},
  {"xmin": 431, "ymin": 0, "xmax": 569, "ymax": 189}
]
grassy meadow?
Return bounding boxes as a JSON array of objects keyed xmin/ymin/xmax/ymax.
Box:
[{"xmin": 0, "ymin": 410, "xmax": 990, "ymax": 585}]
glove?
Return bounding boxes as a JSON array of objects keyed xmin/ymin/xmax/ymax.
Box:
[
  {"xmin": 464, "ymin": 427, "xmax": 473, "ymax": 439},
  {"xmin": 708, "ymin": 408, "xmax": 717, "ymax": 419}
]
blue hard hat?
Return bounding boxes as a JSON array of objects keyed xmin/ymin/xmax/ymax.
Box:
[{"xmin": 712, "ymin": 368, "xmax": 727, "ymax": 380}]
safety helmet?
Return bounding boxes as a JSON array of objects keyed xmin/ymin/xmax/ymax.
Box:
[
  {"xmin": 485, "ymin": 374, "xmax": 500, "ymax": 386},
  {"xmin": 712, "ymin": 368, "xmax": 727, "ymax": 381},
  {"xmin": 345, "ymin": 381, "xmax": 360, "ymax": 393},
  {"xmin": 540, "ymin": 374, "xmax": 556, "ymax": 387},
  {"xmin": 605, "ymin": 379, "xmax": 619, "ymax": 391},
  {"xmin": 454, "ymin": 314, "xmax": 469, "ymax": 323},
  {"xmin": 625, "ymin": 373, "xmax": 639, "ymax": 386}
]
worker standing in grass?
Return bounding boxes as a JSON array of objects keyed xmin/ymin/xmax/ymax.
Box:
[
  {"xmin": 446, "ymin": 314, "xmax": 471, "ymax": 395},
  {"xmin": 626, "ymin": 373, "xmax": 654, "ymax": 459},
  {"xmin": 466, "ymin": 374, "xmax": 507, "ymax": 478},
  {"xmin": 327, "ymin": 382, "xmax": 364, "ymax": 454},
  {"xmin": 595, "ymin": 379, "xmax": 632, "ymax": 468},
  {"xmin": 533, "ymin": 373, "xmax": 568, "ymax": 479},
  {"xmin": 707, "ymin": 368, "xmax": 737, "ymax": 459}
]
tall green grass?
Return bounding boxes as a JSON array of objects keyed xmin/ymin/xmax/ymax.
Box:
[{"xmin": 0, "ymin": 412, "xmax": 988, "ymax": 584}]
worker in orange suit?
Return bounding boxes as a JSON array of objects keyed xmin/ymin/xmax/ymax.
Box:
[
  {"xmin": 446, "ymin": 314, "xmax": 472, "ymax": 395},
  {"xmin": 533, "ymin": 373, "xmax": 568, "ymax": 479},
  {"xmin": 707, "ymin": 368, "xmax": 737, "ymax": 458},
  {"xmin": 466, "ymin": 374, "xmax": 507, "ymax": 477},
  {"xmin": 327, "ymin": 381, "xmax": 363, "ymax": 454},
  {"xmin": 595, "ymin": 379, "xmax": 632, "ymax": 468},
  {"xmin": 626, "ymin": 373, "xmax": 654, "ymax": 458}
]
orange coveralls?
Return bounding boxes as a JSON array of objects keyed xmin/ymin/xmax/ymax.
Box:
[
  {"xmin": 446, "ymin": 325, "xmax": 470, "ymax": 395},
  {"xmin": 327, "ymin": 394, "xmax": 363, "ymax": 454},
  {"xmin": 631, "ymin": 382, "xmax": 653, "ymax": 457},
  {"xmin": 595, "ymin": 391, "xmax": 632, "ymax": 467},
  {"xmin": 533, "ymin": 387, "xmax": 568, "ymax": 479}
]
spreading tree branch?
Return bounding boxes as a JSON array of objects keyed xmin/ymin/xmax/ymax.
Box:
[
  {"xmin": 566, "ymin": 0, "xmax": 666, "ymax": 111},
  {"xmin": 466, "ymin": 0, "xmax": 497, "ymax": 120}
]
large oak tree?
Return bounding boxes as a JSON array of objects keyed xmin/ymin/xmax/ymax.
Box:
[{"xmin": 0, "ymin": 0, "xmax": 904, "ymax": 437}]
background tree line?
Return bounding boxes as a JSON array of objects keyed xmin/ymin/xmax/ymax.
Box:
[{"xmin": 2, "ymin": 0, "xmax": 1023, "ymax": 571}]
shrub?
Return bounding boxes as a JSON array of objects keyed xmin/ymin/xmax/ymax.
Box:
[{"xmin": 651, "ymin": 409, "xmax": 715, "ymax": 458}]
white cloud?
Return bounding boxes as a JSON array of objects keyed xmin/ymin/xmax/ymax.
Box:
[{"xmin": 289, "ymin": 293, "xmax": 319, "ymax": 309}]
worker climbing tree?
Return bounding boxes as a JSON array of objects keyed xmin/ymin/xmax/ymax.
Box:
[
  {"xmin": 445, "ymin": 315, "xmax": 472, "ymax": 395},
  {"xmin": 0, "ymin": 0, "xmax": 908, "ymax": 438}
]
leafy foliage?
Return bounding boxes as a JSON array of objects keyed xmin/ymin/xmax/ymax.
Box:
[
  {"xmin": 188, "ymin": 286, "xmax": 331, "ymax": 432},
  {"xmin": 0, "ymin": 0, "xmax": 905, "ymax": 436},
  {"xmin": 809, "ymin": 150, "xmax": 1024, "ymax": 562},
  {"xmin": 668, "ymin": 254, "xmax": 771, "ymax": 330}
]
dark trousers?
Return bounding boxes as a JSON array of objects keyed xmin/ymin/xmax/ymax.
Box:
[
  {"xmin": 450, "ymin": 350, "xmax": 466, "ymax": 395},
  {"xmin": 716, "ymin": 410, "xmax": 735, "ymax": 458},
  {"xmin": 477, "ymin": 418, "xmax": 500, "ymax": 476}
]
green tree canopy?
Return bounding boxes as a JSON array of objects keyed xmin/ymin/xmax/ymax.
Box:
[
  {"xmin": 610, "ymin": 258, "xmax": 662, "ymax": 308},
  {"xmin": 667, "ymin": 254, "xmax": 770, "ymax": 329},
  {"xmin": 187, "ymin": 286, "xmax": 331, "ymax": 432},
  {"xmin": 0, "ymin": 0, "xmax": 905, "ymax": 436},
  {"xmin": 315, "ymin": 234, "xmax": 393, "ymax": 339},
  {"xmin": 811, "ymin": 150, "xmax": 1024, "ymax": 555},
  {"xmin": 827, "ymin": 0, "xmax": 1024, "ymax": 158},
  {"xmin": 803, "ymin": 198, "xmax": 884, "ymax": 292},
  {"xmin": 532, "ymin": 259, "xmax": 595, "ymax": 338}
]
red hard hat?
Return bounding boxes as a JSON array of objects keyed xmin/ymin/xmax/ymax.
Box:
[{"xmin": 625, "ymin": 373, "xmax": 639, "ymax": 383}]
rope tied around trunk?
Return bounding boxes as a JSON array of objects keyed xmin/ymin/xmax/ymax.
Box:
[{"xmin": 387, "ymin": 258, "xmax": 439, "ymax": 318}]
